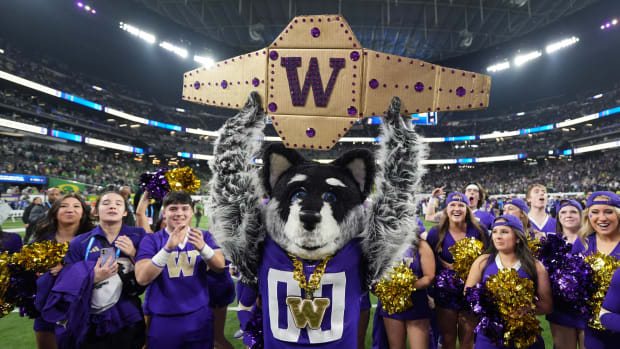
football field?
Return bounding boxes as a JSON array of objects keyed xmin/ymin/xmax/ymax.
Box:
[{"xmin": 1, "ymin": 218, "xmax": 553, "ymax": 348}]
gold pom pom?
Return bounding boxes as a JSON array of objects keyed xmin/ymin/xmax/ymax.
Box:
[
  {"xmin": 527, "ymin": 237, "xmax": 540, "ymax": 254},
  {"xmin": 374, "ymin": 262, "xmax": 418, "ymax": 315},
  {"xmin": 164, "ymin": 167, "xmax": 201, "ymax": 194},
  {"xmin": 0, "ymin": 253, "xmax": 10, "ymax": 317},
  {"xmin": 585, "ymin": 252, "xmax": 620, "ymax": 330},
  {"xmin": 486, "ymin": 268, "xmax": 541, "ymax": 348},
  {"xmin": 449, "ymin": 237, "xmax": 484, "ymax": 280},
  {"xmin": 11, "ymin": 241, "xmax": 69, "ymax": 273}
]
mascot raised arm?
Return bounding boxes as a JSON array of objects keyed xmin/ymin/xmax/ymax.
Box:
[{"xmin": 182, "ymin": 14, "xmax": 490, "ymax": 347}]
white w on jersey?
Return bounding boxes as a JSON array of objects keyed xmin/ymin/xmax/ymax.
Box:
[{"xmin": 267, "ymin": 269, "xmax": 346, "ymax": 343}]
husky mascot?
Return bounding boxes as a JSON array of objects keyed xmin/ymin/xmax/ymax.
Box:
[{"xmin": 208, "ymin": 92, "xmax": 427, "ymax": 348}]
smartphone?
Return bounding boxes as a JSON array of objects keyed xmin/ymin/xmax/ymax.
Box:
[{"xmin": 100, "ymin": 247, "xmax": 116, "ymax": 266}]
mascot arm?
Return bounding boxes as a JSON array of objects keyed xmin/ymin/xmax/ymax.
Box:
[
  {"xmin": 207, "ymin": 92, "xmax": 266, "ymax": 287},
  {"xmin": 362, "ymin": 96, "xmax": 428, "ymax": 287}
]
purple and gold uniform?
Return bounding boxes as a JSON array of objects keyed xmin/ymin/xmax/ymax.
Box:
[
  {"xmin": 63, "ymin": 225, "xmax": 146, "ymax": 345},
  {"xmin": 572, "ymin": 237, "xmax": 620, "ymax": 349},
  {"xmin": 529, "ymin": 216, "xmax": 557, "ymax": 234},
  {"xmin": 474, "ymin": 254, "xmax": 544, "ymax": 349},
  {"xmin": 136, "ymin": 228, "xmax": 221, "ymax": 349},
  {"xmin": 259, "ymin": 236, "xmax": 363, "ymax": 348}
]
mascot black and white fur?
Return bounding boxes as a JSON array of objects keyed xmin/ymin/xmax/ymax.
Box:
[{"xmin": 208, "ymin": 92, "xmax": 427, "ymax": 348}]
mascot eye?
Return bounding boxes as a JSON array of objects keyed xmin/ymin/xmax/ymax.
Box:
[
  {"xmin": 323, "ymin": 192, "xmax": 337, "ymax": 203},
  {"xmin": 291, "ymin": 189, "xmax": 307, "ymax": 202}
]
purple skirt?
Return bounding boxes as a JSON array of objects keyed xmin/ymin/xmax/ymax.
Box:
[
  {"xmin": 585, "ymin": 326, "xmax": 620, "ymax": 349},
  {"xmin": 546, "ymin": 310, "xmax": 585, "ymax": 329},
  {"xmin": 475, "ymin": 333, "xmax": 544, "ymax": 349}
]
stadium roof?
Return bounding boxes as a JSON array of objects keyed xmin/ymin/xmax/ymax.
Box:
[{"xmin": 132, "ymin": 0, "xmax": 600, "ymax": 61}]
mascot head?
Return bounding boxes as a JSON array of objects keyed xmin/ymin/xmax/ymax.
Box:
[{"xmin": 262, "ymin": 144, "xmax": 375, "ymax": 260}]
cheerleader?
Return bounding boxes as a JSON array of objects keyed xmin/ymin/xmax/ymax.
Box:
[
  {"xmin": 503, "ymin": 198, "xmax": 544, "ymax": 240},
  {"xmin": 32, "ymin": 193, "xmax": 96, "ymax": 349},
  {"xmin": 463, "ymin": 182, "xmax": 495, "ymax": 230},
  {"xmin": 49, "ymin": 191, "xmax": 147, "ymax": 348},
  {"xmin": 466, "ymin": 215, "xmax": 552, "ymax": 349},
  {"xmin": 526, "ymin": 184, "xmax": 557, "ymax": 234},
  {"xmin": 572, "ymin": 191, "xmax": 620, "ymax": 348},
  {"xmin": 372, "ymin": 239, "xmax": 436, "ymax": 349},
  {"xmin": 426, "ymin": 192, "xmax": 488, "ymax": 349},
  {"xmin": 546, "ymin": 199, "xmax": 585, "ymax": 349}
]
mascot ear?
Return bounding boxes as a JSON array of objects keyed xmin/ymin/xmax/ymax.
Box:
[
  {"xmin": 332, "ymin": 149, "xmax": 376, "ymax": 198},
  {"xmin": 262, "ymin": 144, "xmax": 306, "ymax": 195}
]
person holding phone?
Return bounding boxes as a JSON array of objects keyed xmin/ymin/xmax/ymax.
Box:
[
  {"xmin": 57, "ymin": 191, "xmax": 147, "ymax": 348},
  {"xmin": 135, "ymin": 191, "xmax": 226, "ymax": 349}
]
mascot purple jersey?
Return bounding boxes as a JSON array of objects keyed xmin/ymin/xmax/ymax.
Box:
[
  {"xmin": 259, "ymin": 236, "xmax": 362, "ymax": 347},
  {"xmin": 206, "ymin": 93, "xmax": 427, "ymax": 348}
]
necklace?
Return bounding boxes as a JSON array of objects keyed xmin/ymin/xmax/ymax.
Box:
[
  {"xmin": 287, "ymin": 253, "xmax": 332, "ymax": 299},
  {"xmin": 286, "ymin": 253, "xmax": 333, "ymax": 330}
]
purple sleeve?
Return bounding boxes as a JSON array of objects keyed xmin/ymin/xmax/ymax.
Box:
[
  {"xmin": 416, "ymin": 218, "xmax": 426, "ymax": 234},
  {"xmin": 2, "ymin": 233, "xmax": 23, "ymax": 254},
  {"xmin": 135, "ymin": 233, "xmax": 158, "ymax": 262},
  {"xmin": 601, "ymin": 313, "xmax": 620, "ymax": 332},
  {"xmin": 603, "ymin": 268, "xmax": 620, "ymax": 314},
  {"xmin": 204, "ymin": 230, "xmax": 219, "ymax": 250}
]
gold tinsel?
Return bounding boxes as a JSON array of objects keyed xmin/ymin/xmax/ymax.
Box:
[
  {"xmin": 449, "ymin": 237, "xmax": 484, "ymax": 280},
  {"xmin": 486, "ymin": 268, "xmax": 542, "ymax": 348},
  {"xmin": 374, "ymin": 262, "xmax": 418, "ymax": 315},
  {"xmin": 11, "ymin": 241, "xmax": 69, "ymax": 273},
  {"xmin": 0, "ymin": 242, "xmax": 68, "ymax": 318},
  {"xmin": 527, "ymin": 237, "xmax": 540, "ymax": 254},
  {"xmin": 0, "ymin": 253, "xmax": 10, "ymax": 316},
  {"xmin": 164, "ymin": 167, "xmax": 201, "ymax": 194},
  {"xmin": 585, "ymin": 251, "xmax": 620, "ymax": 330}
]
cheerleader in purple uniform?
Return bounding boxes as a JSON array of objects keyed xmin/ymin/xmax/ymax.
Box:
[
  {"xmin": 503, "ymin": 198, "xmax": 544, "ymax": 240},
  {"xmin": 32, "ymin": 193, "xmax": 96, "ymax": 349},
  {"xmin": 526, "ymin": 184, "xmax": 557, "ymax": 234},
  {"xmin": 546, "ymin": 199, "xmax": 585, "ymax": 349},
  {"xmin": 466, "ymin": 215, "xmax": 552, "ymax": 349},
  {"xmin": 463, "ymin": 183, "xmax": 495, "ymax": 231},
  {"xmin": 572, "ymin": 191, "xmax": 620, "ymax": 349},
  {"xmin": 372, "ymin": 239, "xmax": 436, "ymax": 349},
  {"xmin": 426, "ymin": 192, "xmax": 488, "ymax": 349}
]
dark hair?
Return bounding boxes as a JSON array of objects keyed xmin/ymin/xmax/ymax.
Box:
[
  {"xmin": 434, "ymin": 204, "xmax": 488, "ymax": 256},
  {"xmin": 484, "ymin": 221, "xmax": 539, "ymax": 288},
  {"xmin": 162, "ymin": 191, "xmax": 192, "ymax": 208},
  {"xmin": 151, "ymin": 216, "xmax": 166, "ymax": 233},
  {"xmin": 34, "ymin": 193, "xmax": 96, "ymax": 242},
  {"xmin": 555, "ymin": 199, "xmax": 581, "ymax": 234},
  {"xmin": 94, "ymin": 191, "xmax": 128, "ymax": 214}
]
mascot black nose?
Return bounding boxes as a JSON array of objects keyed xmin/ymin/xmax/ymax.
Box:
[{"xmin": 299, "ymin": 210, "xmax": 321, "ymax": 230}]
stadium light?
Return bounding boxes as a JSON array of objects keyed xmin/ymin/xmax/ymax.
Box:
[
  {"xmin": 194, "ymin": 55, "xmax": 215, "ymax": 68},
  {"xmin": 160, "ymin": 42, "xmax": 188, "ymax": 58},
  {"xmin": 119, "ymin": 22, "xmax": 156, "ymax": 45},
  {"xmin": 486, "ymin": 61, "xmax": 510, "ymax": 73},
  {"xmin": 514, "ymin": 51, "xmax": 542, "ymax": 66},
  {"xmin": 516, "ymin": 112, "xmax": 525, "ymax": 116},
  {"xmin": 593, "ymin": 93, "xmax": 604, "ymax": 99},
  {"xmin": 0, "ymin": 49, "xmax": 4, "ymax": 55},
  {"xmin": 91, "ymin": 85, "xmax": 104, "ymax": 92},
  {"xmin": 84, "ymin": 5, "xmax": 91, "ymax": 11},
  {"xmin": 76, "ymin": 2, "xmax": 84, "ymax": 8},
  {"xmin": 545, "ymin": 36, "xmax": 579, "ymax": 54}
]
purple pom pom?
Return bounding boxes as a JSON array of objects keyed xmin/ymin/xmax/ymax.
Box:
[
  {"xmin": 435, "ymin": 269, "xmax": 466, "ymax": 310},
  {"xmin": 139, "ymin": 168, "xmax": 170, "ymax": 201}
]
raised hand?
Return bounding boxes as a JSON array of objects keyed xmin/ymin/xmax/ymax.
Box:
[
  {"xmin": 164, "ymin": 224, "xmax": 187, "ymax": 250},
  {"xmin": 188, "ymin": 227, "xmax": 206, "ymax": 250},
  {"xmin": 114, "ymin": 235, "xmax": 137, "ymax": 258}
]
